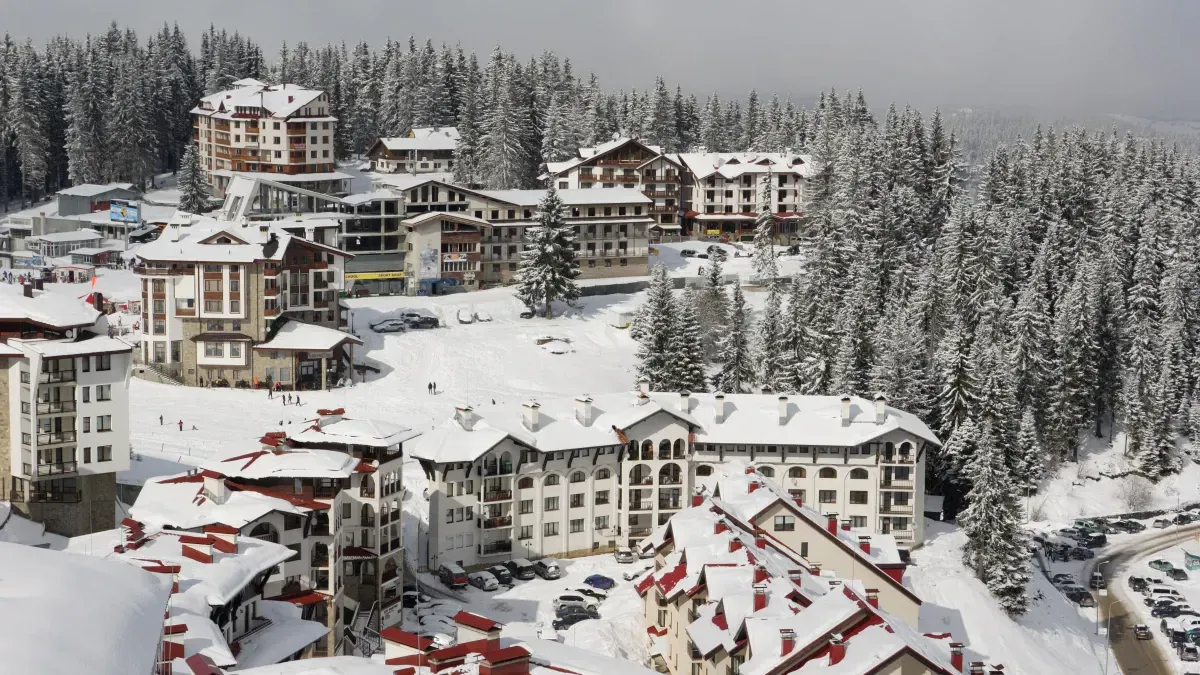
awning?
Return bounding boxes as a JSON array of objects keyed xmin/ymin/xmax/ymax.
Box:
[
  {"xmin": 346, "ymin": 271, "xmax": 405, "ymax": 281},
  {"xmin": 265, "ymin": 590, "xmax": 330, "ymax": 606},
  {"xmin": 651, "ymin": 224, "xmax": 682, "ymax": 231}
]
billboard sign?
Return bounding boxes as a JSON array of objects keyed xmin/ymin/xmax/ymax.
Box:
[
  {"xmin": 110, "ymin": 199, "xmax": 140, "ymax": 223},
  {"xmin": 419, "ymin": 247, "xmax": 440, "ymax": 279}
]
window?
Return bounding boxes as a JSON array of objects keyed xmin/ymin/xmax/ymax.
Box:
[
  {"xmin": 818, "ymin": 467, "xmax": 837, "ymax": 478},
  {"xmin": 596, "ymin": 468, "xmax": 611, "ymax": 480},
  {"xmin": 96, "ymin": 415, "xmax": 111, "ymax": 432},
  {"xmin": 96, "ymin": 354, "xmax": 110, "ymax": 371},
  {"xmin": 82, "ymin": 417, "xmax": 91, "ymax": 433},
  {"xmin": 569, "ymin": 471, "xmax": 586, "ymax": 483},
  {"xmin": 570, "ymin": 493, "xmax": 585, "ymax": 508},
  {"xmin": 849, "ymin": 468, "xmax": 869, "ymax": 479},
  {"xmin": 284, "ymin": 514, "xmax": 302, "ymax": 530},
  {"xmin": 445, "ymin": 509, "xmax": 454, "ymax": 524},
  {"xmin": 544, "ymin": 522, "xmax": 559, "ymax": 537},
  {"xmin": 773, "ymin": 515, "xmax": 796, "ymax": 531},
  {"xmin": 205, "ymin": 343, "xmax": 223, "ymax": 357},
  {"xmin": 788, "ymin": 467, "xmax": 807, "ymax": 479},
  {"xmin": 849, "ymin": 491, "xmax": 869, "ymax": 505},
  {"xmin": 696, "ymin": 465, "xmax": 713, "ymax": 476},
  {"xmin": 570, "ymin": 518, "xmax": 585, "ymax": 533},
  {"xmin": 81, "ymin": 387, "xmax": 90, "ymax": 403},
  {"xmin": 204, "ymin": 279, "xmax": 222, "ymax": 293},
  {"xmin": 819, "ymin": 490, "xmax": 837, "ymax": 504},
  {"xmin": 230, "ymin": 343, "xmax": 242, "ymax": 358},
  {"xmin": 789, "ymin": 489, "xmax": 806, "ymax": 502},
  {"xmin": 98, "ymin": 445, "xmax": 112, "ymax": 461},
  {"xmin": 230, "ymin": 300, "xmax": 240, "ymax": 314},
  {"xmin": 83, "ymin": 447, "xmax": 91, "ymax": 463},
  {"xmin": 544, "ymin": 497, "xmax": 560, "ymax": 511},
  {"xmin": 519, "ymin": 525, "xmax": 533, "ymax": 540},
  {"xmin": 758, "ymin": 466, "xmax": 775, "ymax": 477},
  {"xmin": 519, "ymin": 499, "xmax": 533, "ymax": 514},
  {"xmin": 204, "ymin": 300, "xmax": 222, "ymax": 313},
  {"xmin": 595, "ymin": 490, "xmax": 610, "ymax": 505},
  {"xmin": 544, "ymin": 474, "xmax": 560, "ymax": 486},
  {"xmin": 851, "ymin": 516, "xmax": 869, "ymax": 528},
  {"xmin": 96, "ymin": 385, "xmax": 111, "ymax": 401},
  {"xmin": 518, "ymin": 476, "xmax": 534, "ymax": 489}
]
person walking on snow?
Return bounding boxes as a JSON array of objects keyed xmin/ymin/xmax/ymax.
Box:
[
  {"xmin": 178, "ymin": 420, "xmax": 183, "ymax": 431},
  {"xmin": 159, "ymin": 415, "xmax": 163, "ymax": 426}
]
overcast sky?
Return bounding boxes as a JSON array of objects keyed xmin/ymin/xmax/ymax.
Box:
[{"xmin": 6, "ymin": 0, "xmax": 1198, "ymax": 119}]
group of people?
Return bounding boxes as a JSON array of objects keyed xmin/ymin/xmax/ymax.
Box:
[
  {"xmin": 267, "ymin": 389, "xmax": 302, "ymax": 406},
  {"xmin": 427, "ymin": 381, "xmax": 438, "ymax": 394}
]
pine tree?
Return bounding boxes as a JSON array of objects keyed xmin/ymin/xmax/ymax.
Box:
[
  {"xmin": 635, "ymin": 266, "xmax": 677, "ymax": 389},
  {"xmin": 177, "ymin": 143, "xmax": 209, "ymax": 213},
  {"xmin": 756, "ymin": 281, "xmax": 786, "ymax": 391},
  {"xmin": 64, "ymin": 50, "xmax": 107, "ymax": 185},
  {"xmin": 513, "ymin": 186, "xmax": 580, "ymax": 317},
  {"xmin": 715, "ymin": 281, "xmax": 756, "ymax": 393},
  {"xmin": 934, "ymin": 318, "xmax": 976, "ymax": 437},
  {"xmin": 482, "ymin": 51, "xmax": 530, "ymax": 189},
  {"xmin": 695, "ymin": 252, "xmax": 728, "ymax": 360},
  {"xmin": 670, "ymin": 287, "xmax": 709, "ymax": 393},
  {"xmin": 1012, "ymin": 407, "xmax": 1043, "ymax": 495},
  {"xmin": 751, "ymin": 175, "xmax": 778, "ymax": 283}
]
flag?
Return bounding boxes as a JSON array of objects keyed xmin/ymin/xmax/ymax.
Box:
[{"xmin": 90, "ymin": 276, "xmax": 97, "ymax": 289}]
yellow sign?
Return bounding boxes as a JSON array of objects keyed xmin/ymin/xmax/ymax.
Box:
[
  {"xmin": 345, "ymin": 271, "xmax": 405, "ymax": 280},
  {"xmin": 706, "ymin": 229, "xmax": 721, "ymax": 236}
]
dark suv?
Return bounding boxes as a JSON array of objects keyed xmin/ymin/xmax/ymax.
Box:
[{"xmin": 437, "ymin": 563, "xmax": 469, "ymax": 589}]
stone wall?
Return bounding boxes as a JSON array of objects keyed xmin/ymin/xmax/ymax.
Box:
[{"xmin": 21, "ymin": 473, "xmax": 117, "ymax": 537}]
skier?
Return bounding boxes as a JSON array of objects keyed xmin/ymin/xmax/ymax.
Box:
[
  {"xmin": 177, "ymin": 420, "xmax": 183, "ymax": 431},
  {"xmin": 159, "ymin": 415, "xmax": 163, "ymax": 426}
]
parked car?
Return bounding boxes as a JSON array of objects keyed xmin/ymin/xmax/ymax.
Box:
[
  {"xmin": 486, "ymin": 565, "xmax": 513, "ymax": 586},
  {"xmin": 679, "ymin": 249, "xmax": 697, "ymax": 258},
  {"xmin": 584, "ymin": 574, "xmax": 616, "ymax": 590},
  {"xmin": 1123, "ymin": 520, "xmax": 1147, "ymax": 533},
  {"xmin": 571, "ymin": 586, "xmax": 608, "ymax": 601},
  {"xmin": 406, "ymin": 316, "xmax": 439, "ymax": 329},
  {"xmin": 1058, "ymin": 527, "xmax": 1082, "ymax": 538},
  {"xmin": 1083, "ymin": 533, "xmax": 1107, "ymax": 548},
  {"xmin": 519, "ymin": 309, "xmax": 535, "ymax": 319},
  {"xmin": 1135, "ymin": 624, "xmax": 1153, "ymax": 640},
  {"xmin": 402, "ymin": 590, "xmax": 430, "ymax": 609},
  {"xmin": 1130, "ymin": 576, "xmax": 1149, "ymax": 593},
  {"xmin": 695, "ymin": 253, "xmax": 710, "ymax": 259},
  {"xmin": 614, "ymin": 547, "xmax": 637, "ymax": 563},
  {"xmin": 1154, "ymin": 518, "xmax": 1172, "ymax": 529},
  {"xmin": 1090, "ymin": 572, "xmax": 1106, "ymax": 589},
  {"xmin": 1051, "ymin": 573, "xmax": 1076, "ymax": 586},
  {"xmin": 468, "ymin": 571, "xmax": 499, "ymax": 591},
  {"xmin": 552, "ymin": 606, "xmax": 599, "ymax": 630},
  {"xmin": 438, "ymin": 564, "xmax": 469, "ymax": 589},
  {"xmin": 1154, "ymin": 606, "xmax": 1181, "ymax": 618},
  {"xmin": 1150, "ymin": 559, "xmax": 1175, "ymax": 572},
  {"xmin": 623, "ymin": 565, "xmax": 653, "ymax": 581},
  {"xmin": 534, "ymin": 558, "xmax": 563, "ymax": 580},
  {"xmin": 1066, "ymin": 590, "xmax": 1096, "ymax": 607},
  {"xmin": 553, "ymin": 594, "xmax": 598, "ymax": 614},
  {"xmin": 1070, "ymin": 547, "xmax": 1096, "ymax": 560},
  {"xmin": 504, "ymin": 558, "xmax": 536, "ymax": 581},
  {"xmin": 1172, "ymin": 569, "xmax": 1192, "ymax": 582},
  {"xmin": 371, "ymin": 319, "xmax": 407, "ymax": 333},
  {"xmin": 1183, "ymin": 645, "xmax": 1200, "ymax": 662}
]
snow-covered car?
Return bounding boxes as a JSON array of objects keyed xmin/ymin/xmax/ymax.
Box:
[
  {"xmin": 570, "ymin": 586, "xmax": 608, "ymax": 601},
  {"xmin": 402, "ymin": 590, "xmax": 431, "ymax": 608},
  {"xmin": 614, "ymin": 547, "xmax": 637, "ymax": 563},
  {"xmin": 1154, "ymin": 519, "xmax": 1172, "ymax": 529},
  {"xmin": 468, "ymin": 571, "xmax": 499, "ymax": 591},
  {"xmin": 552, "ymin": 606, "xmax": 599, "ymax": 630},
  {"xmin": 371, "ymin": 319, "xmax": 407, "ymax": 333},
  {"xmin": 679, "ymin": 249, "xmax": 697, "ymax": 258},
  {"xmin": 553, "ymin": 594, "xmax": 598, "ymax": 614},
  {"xmin": 623, "ymin": 565, "xmax": 653, "ymax": 581},
  {"xmin": 486, "ymin": 564, "xmax": 513, "ymax": 585},
  {"xmin": 1051, "ymin": 573, "xmax": 1075, "ymax": 586}
]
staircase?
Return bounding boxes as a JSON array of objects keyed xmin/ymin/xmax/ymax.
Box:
[
  {"xmin": 137, "ymin": 363, "xmax": 185, "ymax": 386},
  {"xmin": 349, "ymin": 603, "xmax": 381, "ymax": 656}
]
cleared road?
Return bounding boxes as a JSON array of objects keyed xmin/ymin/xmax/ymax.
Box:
[{"xmin": 1084, "ymin": 524, "xmax": 1200, "ymax": 675}]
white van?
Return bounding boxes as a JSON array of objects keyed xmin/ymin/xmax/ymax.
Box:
[{"xmin": 1149, "ymin": 586, "xmax": 1183, "ymax": 599}]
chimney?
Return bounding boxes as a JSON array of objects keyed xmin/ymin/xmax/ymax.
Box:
[
  {"xmin": 170, "ymin": 223, "xmax": 181, "ymax": 242},
  {"xmin": 969, "ymin": 663, "xmax": 985, "ymax": 675},
  {"xmin": 204, "ymin": 525, "xmax": 239, "ymax": 551},
  {"xmin": 810, "ymin": 563, "xmax": 821, "ymax": 575},
  {"xmin": 522, "ymin": 400, "xmax": 541, "ymax": 431},
  {"xmin": 182, "ymin": 541, "xmax": 213, "ymax": 564},
  {"xmin": 826, "ymin": 514, "xmax": 838, "ymax": 535},
  {"xmin": 691, "ymin": 494, "xmax": 704, "ymax": 507},
  {"xmin": 748, "ymin": 481, "xmax": 759, "ymax": 493},
  {"xmin": 780, "ymin": 628, "xmax": 796, "ymax": 656},
  {"xmin": 745, "ymin": 466, "xmax": 756, "ymax": 475},
  {"xmin": 755, "ymin": 535, "xmax": 766, "ymax": 550},
  {"xmin": 841, "ymin": 519, "xmax": 852, "ymax": 532},
  {"xmin": 637, "ymin": 377, "xmax": 650, "ymax": 395},
  {"xmin": 729, "ymin": 539, "xmax": 743, "ymax": 552},
  {"xmin": 456, "ymin": 406, "xmax": 476, "ymax": 431},
  {"xmin": 34, "ymin": 279, "xmax": 43, "ymax": 291},
  {"xmin": 22, "ymin": 284, "xmax": 32, "ymax": 298},
  {"xmin": 714, "ymin": 393, "xmax": 727, "ymax": 423},
  {"xmin": 858, "ymin": 536, "xmax": 872, "ymax": 554},
  {"xmin": 752, "ymin": 583, "xmax": 768, "ymax": 612},
  {"xmin": 794, "ymin": 495, "xmax": 804, "ymax": 508},
  {"xmin": 874, "ymin": 392, "xmax": 888, "ymax": 425},
  {"xmin": 715, "ymin": 521, "xmax": 728, "ymax": 535},
  {"xmin": 202, "ymin": 473, "xmax": 230, "ymax": 505},
  {"xmin": 865, "ymin": 588, "xmax": 879, "ymax": 608},
  {"xmin": 754, "ymin": 565, "xmax": 768, "ymax": 582},
  {"xmin": 288, "ymin": 95, "xmax": 294, "ymax": 103},
  {"xmin": 92, "ymin": 292, "xmax": 105, "ymax": 311},
  {"xmin": 949, "ymin": 642, "xmax": 965, "ymax": 672},
  {"xmin": 679, "ymin": 391, "xmax": 690, "ymax": 413},
  {"xmin": 778, "ymin": 395, "xmax": 789, "ymax": 425},
  {"xmin": 829, "ymin": 635, "xmax": 846, "ymax": 665},
  {"xmin": 787, "ymin": 569, "xmax": 804, "ymax": 582},
  {"xmin": 840, "ymin": 395, "xmax": 851, "ymax": 425},
  {"xmin": 316, "ymin": 407, "xmax": 344, "ymax": 426},
  {"xmin": 575, "ymin": 396, "xmax": 594, "ymax": 426}
]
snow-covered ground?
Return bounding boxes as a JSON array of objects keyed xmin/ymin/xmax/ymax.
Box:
[
  {"xmin": 648, "ymin": 240, "xmax": 805, "ymax": 282},
  {"xmin": 1122, "ymin": 539, "xmax": 1200, "ymax": 673}
]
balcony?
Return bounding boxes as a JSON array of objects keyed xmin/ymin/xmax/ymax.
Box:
[
  {"xmin": 892, "ymin": 530, "xmax": 915, "ymax": 542},
  {"xmin": 879, "ymin": 479, "xmax": 914, "ymax": 489},
  {"xmin": 645, "ymin": 174, "xmax": 679, "ymax": 183},
  {"xmin": 37, "ymin": 401, "xmax": 76, "ymax": 415},
  {"xmin": 29, "ymin": 488, "xmax": 81, "ymax": 503},
  {"xmin": 287, "ymin": 126, "xmax": 307, "ymax": 135},
  {"xmin": 659, "ymin": 476, "xmax": 682, "ymax": 486},
  {"xmin": 482, "ymin": 516, "xmax": 513, "ymax": 529},
  {"xmin": 39, "ymin": 370, "xmax": 76, "ymax": 384},
  {"xmin": 593, "ymin": 159, "xmax": 642, "ymax": 167},
  {"xmin": 628, "ymin": 527, "xmax": 652, "ymax": 538},
  {"xmin": 881, "ymin": 454, "xmax": 914, "ymax": 465},
  {"xmin": 134, "ymin": 265, "xmax": 191, "ymax": 277},
  {"xmin": 483, "ymin": 490, "xmax": 512, "ymax": 503},
  {"xmin": 311, "ymin": 553, "xmax": 330, "ymax": 568},
  {"xmin": 629, "ymin": 476, "xmax": 653, "ymax": 486},
  {"xmin": 648, "ymin": 204, "xmax": 677, "ymax": 213},
  {"xmin": 36, "ymin": 461, "xmax": 78, "ymax": 477},
  {"xmin": 482, "ymin": 540, "xmax": 513, "ymax": 555},
  {"xmin": 289, "ymin": 141, "xmax": 307, "ymax": 150},
  {"xmin": 484, "ymin": 465, "xmax": 514, "ymax": 477},
  {"xmin": 629, "ymin": 503, "xmax": 653, "ymax": 512},
  {"xmin": 879, "ymin": 504, "xmax": 914, "ymax": 515},
  {"xmin": 658, "ymin": 500, "xmax": 682, "ymax": 510},
  {"xmin": 643, "ymin": 190, "xmax": 678, "ymax": 199},
  {"xmin": 360, "ymin": 515, "xmax": 376, "ymax": 528},
  {"xmin": 37, "ymin": 431, "xmax": 77, "ymax": 446}
]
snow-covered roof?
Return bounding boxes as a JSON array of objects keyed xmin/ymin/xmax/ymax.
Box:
[
  {"xmin": 410, "ymin": 392, "xmax": 938, "ymax": 465},
  {"xmin": 291, "ymin": 414, "xmax": 420, "ymax": 449},
  {"xmin": 211, "ymin": 169, "xmax": 354, "ymax": 184},
  {"xmin": 677, "ymin": 152, "xmax": 815, "ymax": 180},
  {"xmin": 70, "ymin": 246, "xmax": 116, "ymax": 255},
  {"xmin": 514, "ymin": 637, "xmax": 662, "ymax": 675},
  {"xmin": 27, "ymin": 228, "xmax": 103, "ymax": 243},
  {"xmin": 253, "ymin": 321, "xmax": 364, "ymax": 352},
  {"xmin": 341, "ymin": 189, "xmax": 401, "ymax": 206},
  {"xmin": 9, "ymin": 335, "xmax": 133, "ymax": 358},
  {"xmin": 0, "ymin": 541, "xmax": 172, "ymax": 675},
  {"xmin": 133, "ymin": 216, "xmax": 289, "ymax": 264},
  {"xmin": 233, "ymin": 656, "xmax": 405, "ymax": 675},
  {"xmin": 370, "ymin": 172, "xmax": 456, "ymax": 191},
  {"xmin": 203, "ymin": 446, "xmax": 360, "ymax": 480},
  {"xmin": 402, "ymin": 211, "xmax": 492, "ymax": 228},
  {"xmin": 0, "ymin": 502, "xmax": 68, "ymax": 548},
  {"xmin": 131, "ymin": 472, "xmax": 319, "ymax": 531},
  {"xmin": 194, "ymin": 83, "xmax": 326, "ymax": 120},
  {"xmin": 375, "ymin": 136, "xmax": 458, "ymax": 152},
  {"xmin": 411, "ymin": 126, "xmax": 461, "ymax": 140},
  {"xmin": 543, "ymin": 137, "xmax": 667, "ymax": 177},
  {"xmin": 0, "ymin": 283, "xmax": 101, "ymax": 328},
  {"xmin": 476, "ymin": 188, "xmax": 652, "ymax": 207},
  {"xmin": 57, "ymin": 182, "xmax": 136, "ymax": 198}
]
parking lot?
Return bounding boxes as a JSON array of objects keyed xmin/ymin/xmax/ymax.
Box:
[
  {"xmin": 1123, "ymin": 540, "xmax": 1200, "ymax": 672},
  {"xmin": 407, "ymin": 552, "xmax": 653, "ymax": 662}
]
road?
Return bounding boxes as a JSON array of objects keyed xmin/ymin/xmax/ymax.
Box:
[{"xmin": 1085, "ymin": 523, "xmax": 1200, "ymax": 675}]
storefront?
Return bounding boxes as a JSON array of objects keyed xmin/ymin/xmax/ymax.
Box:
[{"xmin": 345, "ymin": 270, "xmax": 406, "ymax": 297}]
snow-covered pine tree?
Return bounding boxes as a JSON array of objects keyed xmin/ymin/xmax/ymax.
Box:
[
  {"xmin": 937, "ymin": 416, "xmax": 979, "ymax": 492},
  {"xmin": 933, "ymin": 317, "xmax": 976, "ymax": 438},
  {"xmin": 482, "ymin": 51, "xmax": 530, "ymax": 189},
  {"xmin": 869, "ymin": 293, "xmax": 934, "ymax": 420},
  {"xmin": 695, "ymin": 251, "xmax": 728, "ymax": 360},
  {"xmin": 670, "ymin": 287, "xmax": 709, "ymax": 393},
  {"xmin": 635, "ymin": 265, "xmax": 677, "ymax": 389},
  {"xmin": 177, "ymin": 143, "xmax": 209, "ymax": 213},
  {"xmin": 1012, "ymin": 407, "xmax": 1043, "ymax": 495},
  {"xmin": 64, "ymin": 51, "xmax": 107, "ymax": 185},
  {"xmin": 751, "ymin": 174, "xmax": 778, "ymax": 283},
  {"xmin": 512, "ymin": 186, "xmax": 580, "ymax": 316},
  {"xmin": 715, "ymin": 281, "xmax": 756, "ymax": 393},
  {"xmin": 756, "ymin": 281, "xmax": 786, "ymax": 392},
  {"xmin": 540, "ymin": 93, "xmax": 573, "ymax": 164}
]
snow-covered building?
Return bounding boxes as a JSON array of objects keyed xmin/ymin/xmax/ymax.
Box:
[
  {"xmin": 366, "ymin": 127, "xmax": 460, "ymax": 174},
  {"xmin": 68, "ymin": 519, "xmax": 329, "ymax": 671},
  {"xmin": 410, "ymin": 387, "xmax": 937, "ymax": 572},
  {"xmin": 132, "ymin": 214, "xmax": 360, "ymax": 388},
  {"xmin": 0, "ymin": 540, "xmax": 173, "ymax": 675},
  {"xmin": 24, "ymin": 227, "xmax": 105, "ymax": 258},
  {"xmin": 0, "ymin": 282, "xmax": 135, "ymax": 537},
  {"xmin": 129, "ymin": 407, "xmax": 420, "ymax": 657},
  {"xmin": 192, "ymin": 79, "xmax": 341, "ymax": 197},
  {"xmin": 676, "ymin": 152, "xmax": 813, "ymax": 243}
]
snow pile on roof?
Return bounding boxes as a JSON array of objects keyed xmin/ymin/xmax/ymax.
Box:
[
  {"xmin": 0, "ymin": 502, "xmax": 68, "ymax": 548},
  {"xmin": 0, "ymin": 282, "xmax": 101, "ymax": 328},
  {"xmin": 370, "ymin": 172, "xmax": 456, "ymax": 191},
  {"xmin": 543, "ymin": 137, "xmax": 668, "ymax": 176},
  {"xmin": 194, "ymin": 82, "xmax": 326, "ymax": 120},
  {"xmin": 27, "ymin": 228, "xmax": 104, "ymax": 244},
  {"xmin": 515, "ymin": 636, "xmax": 662, "ymax": 675},
  {"xmin": 233, "ymin": 657, "xmax": 401, "ymax": 675},
  {"xmin": 131, "ymin": 471, "xmax": 320, "ymax": 530},
  {"xmin": 411, "ymin": 126, "xmax": 461, "ymax": 141},
  {"xmin": 677, "ymin": 152, "xmax": 815, "ymax": 180},
  {"xmin": 291, "ymin": 412, "xmax": 420, "ymax": 448},
  {"xmin": 203, "ymin": 445, "xmax": 360, "ymax": 480},
  {"xmin": 375, "ymin": 136, "xmax": 458, "ymax": 152},
  {"xmin": 133, "ymin": 215, "xmax": 291, "ymax": 264},
  {"xmin": 57, "ymin": 182, "xmax": 136, "ymax": 198},
  {"xmin": 477, "ymin": 188, "xmax": 651, "ymax": 207},
  {"xmin": 0, "ymin": 541, "xmax": 172, "ymax": 675},
  {"xmin": 254, "ymin": 321, "xmax": 364, "ymax": 352},
  {"xmin": 10, "ymin": 334, "xmax": 133, "ymax": 358}
]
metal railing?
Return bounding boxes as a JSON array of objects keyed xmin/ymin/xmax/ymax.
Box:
[
  {"xmin": 483, "ymin": 490, "xmax": 512, "ymax": 503},
  {"xmin": 629, "ymin": 527, "xmax": 652, "ymax": 537},
  {"xmin": 38, "ymin": 431, "xmax": 77, "ymax": 445},
  {"xmin": 879, "ymin": 504, "xmax": 914, "ymax": 515},
  {"xmin": 36, "ymin": 461, "xmax": 78, "ymax": 477},
  {"xmin": 29, "ymin": 489, "xmax": 81, "ymax": 503},
  {"xmin": 879, "ymin": 479, "xmax": 914, "ymax": 489},
  {"xmin": 483, "ymin": 516, "xmax": 513, "ymax": 529},
  {"xmin": 484, "ymin": 465, "xmax": 514, "ymax": 477},
  {"xmin": 37, "ymin": 401, "xmax": 76, "ymax": 415},
  {"xmin": 39, "ymin": 371, "xmax": 76, "ymax": 384},
  {"xmin": 881, "ymin": 454, "xmax": 915, "ymax": 465},
  {"xmin": 482, "ymin": 540, "xmax": 513, "ymax": 555}
]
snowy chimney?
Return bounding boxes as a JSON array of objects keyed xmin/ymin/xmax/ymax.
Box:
[
  {"xmin": 842, "ymin": 519, "xmax": 852, "ymax": 532},
  {"xmin": 874, "ymin": 392, "xmax": 888, "ymax": 425},
  {"xmin": 950, "ymin": 643, "xmax": 965, "ymax": 672},
  {"xmin": 691, "ymin": 494, "xmax": 705, "ymax": 507},
  {"xmin": 714, "ymin": 393, "xmax": 727, "ymax": 424},
  {"xmin": 637, "ymin": 377, "xmax": 650, "ymax": 395},
  {"xmin": 969, "ymin": 663, "xmax": 985, "ymax": 675},
  {"xmin": 787, "ymin": 569, "xmax": 804, "ymax": 582},
  {"xmin": 865, "ymin": 588, "xmax": 879, "ymax": 608},
  {"xmin": 522, "ymin": 401, "xmax": 541, "ymax": 432},
  {"xmin": 840, "ymin": 394, "xmax": 852, "ymax": 425},
  {"xmin": 202, "ymin": 473, "xmax": 230, "ymax": 505},
  {"xmin": 170, "ymin": 223, "xmax": 181, "ymax": 242},
  {"xmin": 575, "ymin": 396, "xmax": 594, "ymax": 427},
  {"xmin": 729, "ymin": 539, "xmax": 743, "ymax": 552},
  {"xmin": 825, "ymin": 514, "xmax": 838, "ymax": 535},
  {"xmin": 829, "ymin": 635, "xmax": 846, "ymax": 665},
  {"xmin": 755, "ymin": 535, "xmax": 767, "ymax": 550},
  {"xmin": 204, "ymin": 524, "xmax": 239, "ymax": 551},
  {"xmin": 858, "ymin": 535, "xmax": 871, "ymax": 554},
  {"xmin": 22, "ymin": 284, "xmax": 32, "ymax": 298},
  {"xmin": 92, "ymin": 292, "xmax": 105, "ymax": 312},
  {"xmin": 780, "ymin": 628, "xmax": 796, "ymax": 656},
  {"xmin": 748, "ymin": 481, "xmax": 760, "ymax": 494},
  {"xmin": 753, "ymin": 583, "xmax": 768, "ymax": 612},
  {"xmin": 715, "ymin": 521, "xmax": 728, "ymax": 535},
  {"xmin": 456, "ymin": 406, "xmax": 476, "ymax": 431},
  {"xmin": 316, "ymin": 408, "xmax": 344, "ymax": 426},
  {"xmin": 679, "ymin": 391, "xmax": 690, "ymax": 413},
  {"xmin": 754, "ymin": 565, "xmax": 768, "ymax": 582},
  {"xmin": 778, "ymin": 395, "xmax": 789, "ymax": 425},
  {"xmin": 810, "ymin": 563, "xmax": 821, "ymax": 575}
]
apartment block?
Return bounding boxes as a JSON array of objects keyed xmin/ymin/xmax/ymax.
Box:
[
  {"xmin": 192, "ymin": 78, "xmax": 345, "ymax": 198},
  {"xmin": 366, "ymin": 127, "xmax": 459, "ymax": 174},
  {"xmin": 410, "ymin": 387, "xmax": 938, "ymax": 573},
  {"xmin": 677, "ymin": 152, "xmax": 812, "ymax": 242}
]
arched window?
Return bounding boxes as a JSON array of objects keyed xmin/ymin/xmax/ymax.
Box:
[
  {"xmin": 788, "ymin": 467, "xmax": 807, "ymax": 479},
  {"xmin": 627, "ymin": 440, "xmax": 639, "ymax": 461},
  {"xmin": 899, "ymin": 441, "xmax": 913, "ymax": 457},
  {"xmin": 629, "ymin": 464, "xmax": 652, "ymax": 485},
  {"xmin": 518, "ymin": 476, "xmax": 534, "ymax": 489},
  {"xmin": 642, "ymin": 439, "xmax": 655, "ymax": 461},
  {"xmin": 758, "ymin": 466, "xmax": 775, "ymax": 478},
  {"xmin": 659, "ymin": 439, "xmax": 671, "ymax": 459},
  {"xmin": 499, "ymin": 451, "xmax": 514, "ymax": 474},
  {"xmin": 361, "ymin": 503, "xmax": 376, "ymax": 526},
  {"xmin": 380, "ymin": 502, "xmax": 390, "ymax": 521},
  {"xmin": 544, "ymin": 474, "xmax": 560, "ymax": 486},
  {"xmin": 570, "ymin": 471, "xmax": 586, "ymax": 483},
  {"xmin": 249, "ymin": 522, "xmax": 279, "ymax": 543},
  {"xmin": 311, "ymin": 542, "xmax": 328, "ymax": 566},
  {"xmin": 696, "ymin": 465, "xmax": 714, "ymax": 477},
  {"xmin": 361, "ymin": 474, "xmax": 375, "ymax": 498},
  {"xmin": 818, "ymin": 467, "xmax": 837, "ymax": 479},
  {"xmin": 596, "ymin": 468, "xmax": 611, "ymax": 480},
  {"xmin": 673, "ymin": 439, "xmax": 686, "ymax": 459},
  {"xmin": 659, "ymin": 463, "xmax": 682, "ymax": 485},
  {"xmin": 849, "ymin": 468, "xmax": 868, "ymax": 479}
]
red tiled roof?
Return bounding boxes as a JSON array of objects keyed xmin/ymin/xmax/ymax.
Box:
[
  {"xmin": 655, "ymin": 562, "xmax": 688, "ymax": 595},
  {"xmin": 354, "ymin": 462, "xmax": 377, "ymax": 473},
  {"xmin": 635, "ymin": 574, "xmax": 656, "ymax": 596},
  {"xmin": 225, "ymin": 480, "xmax": 330, "ymax": 510},
  {"xmin": 317, "ymin": 408, "xmax": 345, "ymax": 416},
  {"xmin": 712, "ymin": 613, "xmax": 728, "ymax": 630},
  {"xmin": 164, "ymin": 623, "xmax": 188, "ymax": 635},
  {"xmin": 486, "ymin": 645, "xmax": 530, "ymax": 664},
  {"xmin": 266, "ymin": 589, "xmax": 330, "ymax": 606},
  {"xmin": 426, "ymin": 639, "xmax": 493, "ymax": 663},
  {"xmin": 380, "ymin": 627, "xmax": 435, "ymax": 651},
  {"xmin": 203, "ymin": 523, "xmax": 239, "ymax": 535},
  {"xmin": 455, "ymin": 610, "xmax": 503, "ymax": 632},
  {"xmin": 178, "ymin": 535, "xmax": 211, "ymax": 545},
  {"xmin": 184, "ymin": 654, "xmax": 223, "ymax": 675},
  {"xmin": 120, "ymin": 517, "xmax": 141, "ymax": 529},
  {"xmin": 222, "ymin": 450, "xmax": 270, "ymax": 470},
  {"xmin": 342, "ymin": 546, "xmax": 376, "ymax": 558},
  {"xmin": 158, "ymin": 473, "xmax": 205, "ymax": 484}
]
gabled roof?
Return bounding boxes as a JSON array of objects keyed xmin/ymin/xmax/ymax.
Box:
[
  {"xmin": 193, "ymin": 83, "xmax": 326, "ymax": 120},
  {"xmin": 0, "ymin": 283, "xmax": 101, "ymax": 329},
  {"xmin": 57, "ymin": 182, "xmax": 136, "ymax": 198},
  {"xmin": 402, "ymin": 211, "xmax": 492, "ymax": 229},
  {"xmin": 252, "ymin": 321, "xmax": 363, "ymax": 353}
]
